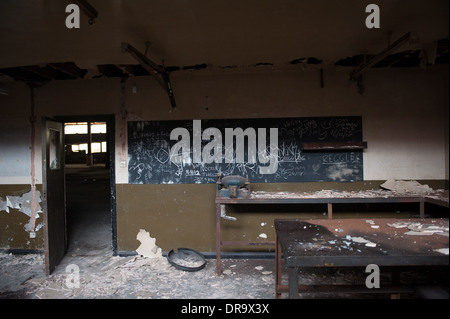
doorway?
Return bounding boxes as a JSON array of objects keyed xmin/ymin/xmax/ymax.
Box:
[{"xmin": 57, "ymin": 115, "xmax": 116, "ymax": 258}]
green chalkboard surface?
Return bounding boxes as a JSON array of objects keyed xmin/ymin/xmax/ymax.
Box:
[{"xmin": 128, "ymin": 116, "xmax": 364, "ymax": 184}]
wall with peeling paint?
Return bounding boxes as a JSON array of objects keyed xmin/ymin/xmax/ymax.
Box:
[
  {"xmin": 0, "ymin": 185, "xmax": 44, "ymax": 251},
  {"xmin": 0, "ymin": 65, "xmax": 448, "ymax": 253}
]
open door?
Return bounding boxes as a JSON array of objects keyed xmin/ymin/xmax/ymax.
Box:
[{"xmin": 42, "ymin": 119, "xmax": 66, "ymax": 275}]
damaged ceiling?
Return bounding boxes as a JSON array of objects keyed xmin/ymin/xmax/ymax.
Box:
[
  {"xmin": 1, "ymin": 43, "xmax": 449, "ymax": 83},
  {"xmin": 0, "ymin": 0, "xmax": 449, "ymax": 84}
]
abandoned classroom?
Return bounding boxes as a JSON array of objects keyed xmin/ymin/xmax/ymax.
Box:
[{"xmin": 0, "ymin": 0, "xmax": 448, "ymax": 300}]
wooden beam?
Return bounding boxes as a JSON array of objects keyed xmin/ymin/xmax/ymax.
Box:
[
  {"xmin": 350, "ymin": 32, "xmax": 411, "ymax": 80},
  {"xmin": 23, "ymin": 65, "xmax": 75, "ymax": 80},
  {"xmin": 74, "ymin": 0, "xmax": 98, "ymax": 24},
  {"xmin": 48, "ymin": 62, "xmax": 86, "ymax": 79}
]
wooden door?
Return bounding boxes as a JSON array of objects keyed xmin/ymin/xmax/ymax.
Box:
[{"xmin": 42, "ymin": 119, "xmax": 66, "ymax": 275}]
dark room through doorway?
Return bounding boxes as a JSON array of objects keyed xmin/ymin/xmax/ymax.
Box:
[{"xmin": 61, "ymin": 116, "xmax": 116, "ymax": 257}]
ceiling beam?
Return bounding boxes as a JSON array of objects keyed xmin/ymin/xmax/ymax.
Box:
[
  {"xmin": 350, "ymin": 32, "xmax": 411, "ymax": 80},
  {"xmin": 48, "ymin": 62, "xmax": 86, "ymax": 79},
  {"xmin": 74, "ymin": 0, "xmax": 98, "ymax": 25},
  {"xmin": 23, "ymin": 65, "xmax": 77, "ymax": 80},
  {"xmin": 121, "ymin": 42, "xmax": 176, "ymax": 108}
]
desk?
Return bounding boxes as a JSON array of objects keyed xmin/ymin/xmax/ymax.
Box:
[
  {"xmin": 215, "ymin": 190, "xmax": 448, "ymax": 275},
  {"xmin": 274, "ymin": 218, "xmax": 449, "ymax": 298}
]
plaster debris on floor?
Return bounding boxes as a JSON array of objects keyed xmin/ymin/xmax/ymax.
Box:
[
  {"xmin": 0, "ymin": 252, "xmax": 278, "ymax": 299},
  {"xmin": 1, "ymin": 250, "xmax": 447, "ymax": 299}
]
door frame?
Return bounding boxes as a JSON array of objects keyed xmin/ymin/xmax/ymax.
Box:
[{"xmin": 54, "ymin": 114, "xmax": 117, "ymax": 254}]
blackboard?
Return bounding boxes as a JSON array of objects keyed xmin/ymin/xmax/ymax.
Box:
[{"xmin": 128, "ymin": 116, "xmax": 364, "ymax": 184}]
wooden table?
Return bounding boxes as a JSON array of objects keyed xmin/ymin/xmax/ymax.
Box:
[
  {"xmin": 274, "ymin": 218, "xmax": 449, "ymax": 298},
  {"xmin": 215, "ymin": 190, "xmax": 448, "ymax": 275}
]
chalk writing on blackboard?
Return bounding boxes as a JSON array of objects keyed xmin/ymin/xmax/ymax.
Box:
[{"xmin": 128, "ymin": 116, "xmax": 363, "ymax": 184}]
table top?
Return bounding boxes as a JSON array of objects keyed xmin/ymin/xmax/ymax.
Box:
[
  {"xmin": 216, "ymin": 189, "xmax": 448, "ymax": 206},
  {"xmin": 275, "ymin": 218, "xmax": 449, "ymax": 267}
]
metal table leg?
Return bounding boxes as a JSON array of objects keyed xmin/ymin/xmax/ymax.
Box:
[
  {"xmin": 275, "ymin": 234, "xmax": 282, "ymax": 299},
  {"xmin": 288, "ymin": 267, "xmax": 300, "ymax": 299},
  {"xmin": 216, "ymin": 203, "xmax": 222, "ymax": 275}
]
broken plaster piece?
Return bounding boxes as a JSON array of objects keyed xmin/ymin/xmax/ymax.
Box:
[
  {"xmin": 380, "ymin": 179, "xmax": 433, "ymax": 195},
  {"xmin": 136, "ymin": 229, "xmax": 162, "ymax": 258},
  {"xmin": 258, "ymin": 233, "xmax": 267, "ymax": 239},
  {"xmin": 434, "ymin": 248, "xmax": 449, "ymax": 255},
  {"xmin": 351, "ymin": 237, "xmax": 369, "ymax": 244}
]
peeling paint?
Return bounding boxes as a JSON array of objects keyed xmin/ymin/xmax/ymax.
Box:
[
  {"xmin": 0, "ymin": 190, "xmax": 43, "ymax": 232},
  {"xmin": 0, "ymin": 197, "xmax": 8, "ymax": 213}
]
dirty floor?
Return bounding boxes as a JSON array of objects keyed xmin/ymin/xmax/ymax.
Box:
[
  {"xmin": 2, "ymin": 250, "xmax": 446, "ymax": 299},
  {"xmin": 0, "ymin": 252, "xmax": 279, "ymax": 299}
]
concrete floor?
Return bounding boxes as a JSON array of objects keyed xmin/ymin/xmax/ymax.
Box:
[{"xmin": 65, "ymin": 165, "xmax": 112, "ymax": 257}]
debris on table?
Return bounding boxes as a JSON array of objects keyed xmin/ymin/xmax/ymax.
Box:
[
  {"xmin": 380, "ymin": 179, "xmax": 433, "ymax": 195},
  {"xmin": 387, "ymin": 221, "xmax": 449, "ymax": 236}
]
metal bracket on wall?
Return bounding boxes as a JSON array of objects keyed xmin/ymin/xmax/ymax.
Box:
[{"xmin": 121, "ymin": 42, "xmax": 176, "ymax": 108}]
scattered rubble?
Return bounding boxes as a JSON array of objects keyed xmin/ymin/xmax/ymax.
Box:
[
  {"xmin": 250, "ymin": 180, "xmax": 447, "ymax": 200},
  {"xmin": 0, "ymin": 253, "xmax": 277, "ymax": 299},
  {"xmin": 380, "ymin": 179, "xmax": 433, "ymax": 195},
  {"xmin": 387, "ymin": 221, "xmax": 449, "ymax": 236}
]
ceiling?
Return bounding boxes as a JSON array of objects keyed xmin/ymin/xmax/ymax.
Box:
[{"xmin": 0, "ymin": 0, "xmax": 448, "ymax": 84}]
